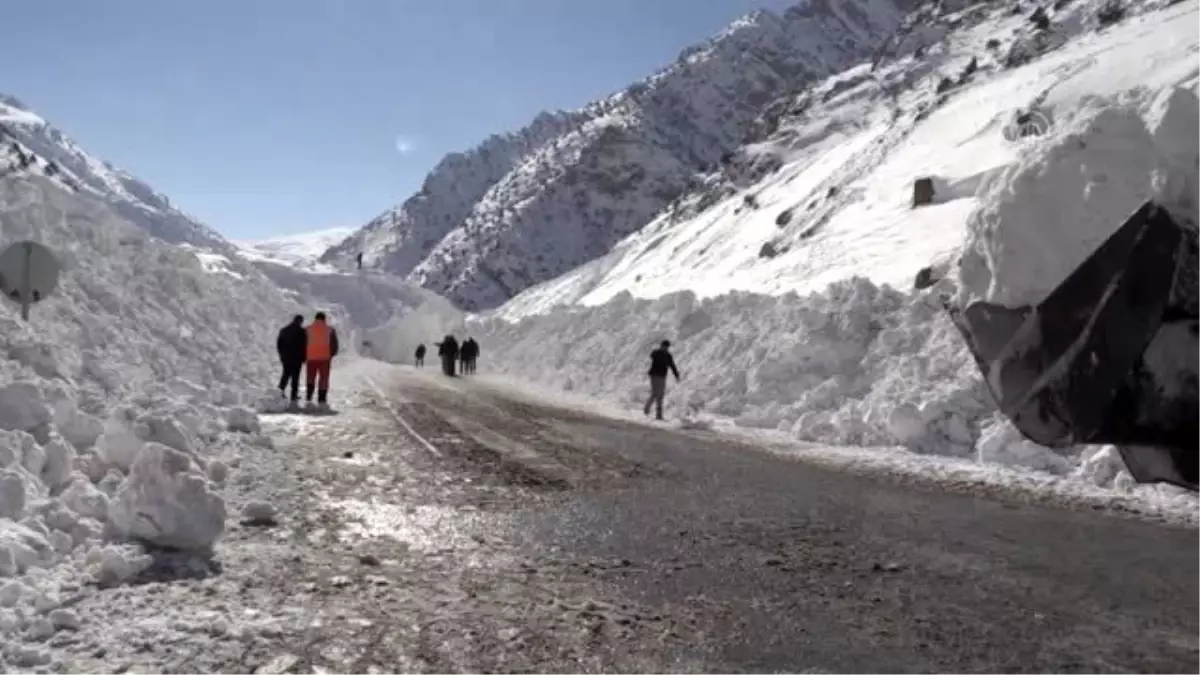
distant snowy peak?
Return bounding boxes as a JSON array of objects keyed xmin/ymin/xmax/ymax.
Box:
[
  {"xmin": 0, "ymin": 94, "xmax": 232, "ymax": 252},
  {"xmin": 235, "ymin": 227, "xmax": 355, "ymax": 270},
  {"xmin": 325, "ymin": 0, "xmax": 917, "ymax": 310}
]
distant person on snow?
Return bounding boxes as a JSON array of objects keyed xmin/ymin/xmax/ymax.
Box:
[
  {"xmin": 438, "ymin": 335, "xmax": 459, "ymax": 377},
  {"xmin": 276, "ymin": 314, "xmax": 307, "ymax": 407},
  {"xmin": 644, "ymin": 340, "xmax": 681, "ymax": 421},
  {"xmin": 305, "ymin": 312, "xmax": 340, "ymax": 406},
  {"xmin": 356, "ymin": 252, "xmax": 364, "ymax": 270},
  {"xmin": 414, "ymin": 343, "xmax": 426, "ymax": 368}
]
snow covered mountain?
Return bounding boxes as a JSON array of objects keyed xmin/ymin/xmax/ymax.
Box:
[
  {"xmin": 470, "ymin": 0, "xmax": 1198, "ymax": 494},
  {"xmin": 324, "ymin": 0, "xmax": 918, "ymax": 310},
  {"xmin": 496, "ymin": 0, "xmax": 1197, "ymax": 316},
  {"xmin": 0, "ymin": 95, "xmax": 233, "ymax": 252},
  {"xmin": 235, "ymin": 226, "xmax": 355, "ymax": 272}
]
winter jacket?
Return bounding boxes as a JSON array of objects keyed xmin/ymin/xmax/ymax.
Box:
[
  {"xmin": 277, "ymin": 322, "xmax": 307, "ymax": 364},
  {"xmin": 648, "ymin": 347, "xmax": 680, "ymax": 379},
  {"xmin": 415, "ymin": 344, "xmax": 426, "ymax": 358},
  {"xmin": 461, "ymin": 339, "xmax": 479, "ymax": 359},
  {"xmin": 438, "ymin": 337, "xmax": 459, "ymax": 359},
  {"xmin": 306, "ymin": 321, "xmax": 340, "ymax": 361}
]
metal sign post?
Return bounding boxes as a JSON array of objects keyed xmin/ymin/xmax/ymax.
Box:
[
  {"xmin": 0, "ymin": 240, "xmax": 60, "ymax": 321},
  {"xmin": 19, "ymin": 242, "xmax": 31, "ymax": 321}
]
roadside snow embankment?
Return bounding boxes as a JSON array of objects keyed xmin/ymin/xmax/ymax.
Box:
[
  {"xmin": 474, "ymin": 88, "xmax": 1199, "ymax": 505},
  {"xmin": 0, "ymin": 176, "xmax": 294, "ymax": 663},
  {"xmin": 477, "ymin": 280, "xmax": 996, "ymax": 457}
]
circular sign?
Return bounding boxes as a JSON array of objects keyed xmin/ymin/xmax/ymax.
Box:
[{"xmin": 0, "ymin": 241, "xmax": 60, "ymax": 306}]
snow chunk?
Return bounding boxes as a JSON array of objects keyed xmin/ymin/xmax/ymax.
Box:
[
  {"xmin": 241, "ymin": 501, "xmax": 277, "ymax": 526},
  {"xmin": 57, "ymin": 408, "xmax": 104, "ymax": 452},
  {"xmin": 95, "ymin": 421, "xmax": 144, "ymax": 473},
  {"xmin": 975, "ymin": 417, "xmax": 1073, "ymax": 475},
  {"xmin": 0, "ymin": 521, "xmax": 51, "ymax": 574},
  {"xmin": 85, "ymin": 544, "xmax": 153, "ymax": 585},
  {"xmin": 40, "ymin": 435, "xmax": 76, "ymax": 492},
  {"xmin": 0, "ymin": 470, "xmax": 28, "ymax": 520},
  {"xmin": 108, "ymin": 443, "xmax": 226, "ymax": 551},
  {"xmin": 955, "ymin": 97, "xmax": 1192, "ymax": 309},
  {"xmin": 1073, "ymin": 445, "xmax": 1129, "ymax": 488},
  {"xmin": 134, "ymin": 414, "xmax": 196, "ymax": 458},
  {"xmin": 0, "ymin": 382, "xmax": 51, "ymax": 433},
  {"xmin": 226, "ymin": 406, "xmax": 261, "ymax": 434},
  {"xmin": 48, "ymin": 607, "xmax": 80, "ymax": 631},
  {"xmin": 59, "ymin": 477, "xmax": 110, "ymax": 522}
]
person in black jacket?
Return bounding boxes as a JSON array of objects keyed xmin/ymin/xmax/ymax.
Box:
[
  {"xmin": 644, "ymin": 340, "xmax": 681, "ymax": 421},
  {"xmin": 276, "ymin": 314, "xmax": 307, "ymax": 405},
  {"xmin": 438, "ymin": 335, "xmax": 459, "ymax": 376},
  {"xmin": 460, "ymin": 337, "xmax": 479, "ymax": 375},
  {"xmin": 414, "ymin": 343, "xmax": 426, "ymax": 367}
]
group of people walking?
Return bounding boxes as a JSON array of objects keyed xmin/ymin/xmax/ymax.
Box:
[
  {"xmin": 275, "ymin": 311, "xmax": 683, "ymax": 422},
  {"xmin": 275, "ymin": 312, "xmax": 341, "ymax": 409},
  {"xmin": 413, "ymin": 336, "xmax": 480, "ymax": 377}
]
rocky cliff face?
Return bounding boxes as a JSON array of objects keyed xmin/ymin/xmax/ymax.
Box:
[{"xmin": 325, "ymin": 0, "xmax": 915, "ymax": 310}]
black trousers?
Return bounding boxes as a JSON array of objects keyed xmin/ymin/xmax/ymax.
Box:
[{"xmin": 278, "ymin": 360, "xmax": 303, "ymax": 401}]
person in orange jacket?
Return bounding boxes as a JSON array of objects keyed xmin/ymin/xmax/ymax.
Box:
[{"xmin": 305, "ymin": 312, "xmax": 340, "ymax": 406}]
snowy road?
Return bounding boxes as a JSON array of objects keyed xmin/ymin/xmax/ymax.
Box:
[{"xmin": 48, "ymin": 360, "xmax": 1197, "ymax": 673}]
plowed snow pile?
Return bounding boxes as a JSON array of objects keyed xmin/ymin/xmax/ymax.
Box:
[
  {"xmin": 0, "ymin": 176, "xmax": 301, "ymax": 665},
  {"xmin": 473, "ymin": 3, "xmax": 1199, "ymax": 511}
]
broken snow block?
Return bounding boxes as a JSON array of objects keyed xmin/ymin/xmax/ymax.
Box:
[
  {"xmin": 912, "ymin": 177, "xmax": 936, "ymax": 207},
  {"xmin": 109, "ymin": 443, "xmax": 226, "ymax": 551},
  {"xmin": 759, "ymin": 242, "xmax": 781, "ymax": 259}
]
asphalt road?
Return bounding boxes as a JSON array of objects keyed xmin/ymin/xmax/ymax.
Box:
[
  {"xmin": 363, "ymin": 367, "xmax": 1199, "ymax": 673},
  {"xmin": 47, "ymin": 363, "xmax": 1196, "ymax": 674}
]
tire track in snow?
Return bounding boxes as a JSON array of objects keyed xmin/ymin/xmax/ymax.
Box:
[{"xmin": 362, "ymin": 374, "xmax": 442, "ymax": 458}]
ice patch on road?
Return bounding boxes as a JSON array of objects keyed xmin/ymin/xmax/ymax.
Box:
[{"xmin": 324, "ymin": 496, "xmax": 514, "ymax": 557}]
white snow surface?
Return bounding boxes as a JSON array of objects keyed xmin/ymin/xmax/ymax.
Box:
[
  {"xmin": 0, "ymin": 168, "xmax": 422, "ymax": 658},
  {"xmin": 234, "ymin": 227, "xmax": 355, "ymax": 273},
  {"xmin": 471, "ymin": 0, "xmax": 1199, "ymax": 502}
]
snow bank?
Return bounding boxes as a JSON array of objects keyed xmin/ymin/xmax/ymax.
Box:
[
  {"xmin": 0, "ymin": 175, "xmax": 299, "ymax": 648},
  {"xmin": 475, "ymin": 280, "xmax": 995, "ymax": 455}
]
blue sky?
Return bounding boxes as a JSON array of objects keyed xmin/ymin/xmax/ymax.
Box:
[{"xmin": 5, "ymin": 0, "xmax": 793, "ymax": 240}]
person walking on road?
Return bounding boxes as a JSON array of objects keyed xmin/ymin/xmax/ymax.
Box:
[
  {"xmin": 276, "ymin": 314, "xmax": 307, "ymax": 409},
  {"xmin": 644, "ymin": 340, "xmax": 681, "ymax": 421},
  {"xmin": 414, "ymin": 343, "xmax": 426, "ymax": 368},
  {"xmin": 461, "ymin": 337, "xmax": 480, "ymax": 374},
  {"xmin": 438, "ymin": 335, "xmax": 460, "ymax": 377},
  {"xmin": 305, "ymin": 312, "xmax": 340, "ymax": 407}
]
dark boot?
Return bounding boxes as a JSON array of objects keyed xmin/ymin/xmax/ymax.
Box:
[
  {"xmin": 306, "ymin": 384, "xmax": 314, "ymax": 402},
  {"xmin": 317, "ymin": 389, "xmax": 328, "ymax": 404}
]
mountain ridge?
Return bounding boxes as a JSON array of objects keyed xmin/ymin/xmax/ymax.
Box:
[
  {"xmin": 0, "ymin": 95, "xmax": 234, "ymax": 253},
  {"xmin": 322, "ymin": 0, "xmax": 917, "ymax": 310}
]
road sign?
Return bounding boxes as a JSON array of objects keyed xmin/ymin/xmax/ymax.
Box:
[{"xmin": 0, "ymin": 240, "xmax": 60, "ymax": 320}]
